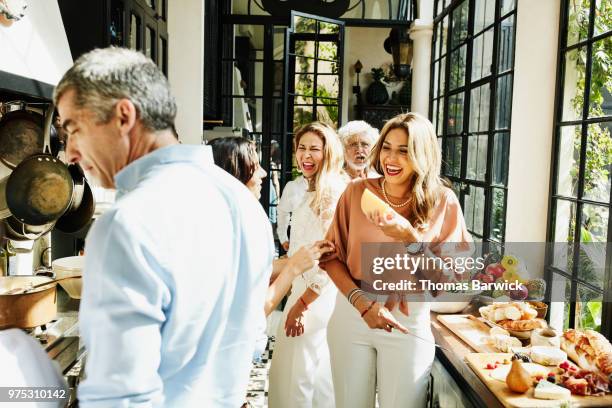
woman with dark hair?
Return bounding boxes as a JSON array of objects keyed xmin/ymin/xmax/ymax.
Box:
[
  {"xmin": 208, "ymin": 137, "xmax": 267, "ymax": 199},
  {"xmin": 208, "ymin": 136, "xmax": 334, "ymax": 316}
]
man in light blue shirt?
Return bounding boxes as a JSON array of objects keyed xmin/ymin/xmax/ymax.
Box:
[{"xmin": 54, "ymin": 47, "xmax": 274, "ymax": 407}]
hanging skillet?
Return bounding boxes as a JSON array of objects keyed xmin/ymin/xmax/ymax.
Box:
[
  {"xmin": 5, "ymin": 105, "xmax": 73, "ymax": 226},
  {"xmin": 0, "ymin": 106, "xmax": 45, "ymax": 169}
]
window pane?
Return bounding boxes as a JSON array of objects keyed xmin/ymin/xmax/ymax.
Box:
[
  {"xmin": 474, "ymin": 0, "xmax": 495, "ymax": 34},
  {"xmin": 548, "ymin": 273, "xmax": 572, "ymax": 330},
  {"xmin": 145, "ymin": 26, "xmax": 155, "ymax": 59},
  {"xmin": 465, "ymin": 185, "xmax": 485, "ymax": 235},
  {"xmin": 451, "ymin": 0, "xmax": 469, "ymax": 48},
  {"xmin": 317, "ymin": 76, "xmax": 339, "ymax": 98},
  {"xmin": 293, "ymin": 106, "xmax": 313, "ymax": 129},
  {"xmin": 556, "ymin": 125, "xmax": 582, "ymax": 198},
  {"xmin": 498, "ymin": 15, "xmax": 515, "ymax": 73},
  {"xmin": 594, "ymin": 0, "xmax": 611, "ymax": 36},
  {"xmin": 444, "ymin": 136, "xmax": 462, "ymax": 177},
  {"xmin": 449, "ymin": 45, "xmax": 467, "ymax": 90},
  {"xmin": 159, "ymin": 37, "xmax": 167, "ymax": 75},
  {"xmin": 495, "ymin": 74, "xmax": 513, "ymax": 129},
  {"xmin": 295, "ymin": 40, "xmax": 316, "ymax": 58},
  {"xmin": 588, "ymin": 37, "xmax": 612, "ymax": 118},
  {"xmin": 500, "ymin": 0, "xmax": 516, "ymax": 16},
  {"xmin": 432, "ymin": 99, "xmax": 439, "ymax": 131},
  {"xmin": 471, "ymin": 28, "xmax": 494, "ymax": 81},
  {"xmin": 110, "ymin": 0, "xmax": 124, "ymax": 46},
  {"xmin": 561, "ymin": 47, "xmax": 587, "ymax": 121},
  {"xmin": 576, "ymin": 241, "xmax": 606, "ymax": 290},
  {"xmin": 434, "ymin": 61, "xmax": 440, "ymax": 98},
  {"xmin": 552, "ymin": 199, "xmax": 576, "ymax": 272},
  {"xmin": 439, "ymin": 55, "xmax": 447, "ymax": 96},
  {"xmin": 567, "ymin": 0, "xmax": 591, "ymax": 47},
  {"xmin": 294, "ymin": 73, "xmax": 314, "ymax": 95},
  {"xmin": 318, "ymin": 41, "xmax": 338, "ymax": 61},
  {"xmin": 583, "ymin": 123, "xmax": 612, "ymax": 202},
  {"xmin": 294, "ymin": 16, "xmax": 316, "ymax": 33},
  {"xmin": 575, "ymin": 285, "xmax": 603, "ymax": 331},
  {"xmin": 492, "ymin": 132, "xmax": 509, "ymax": 185},
  {"xmin": 273, "ymin": 27, "xmax": 285, "ymax": 60},
  {"xmin": 130, "ymin": 13, "xmax": 141, "ymax": 50},
  {"xmin": 448, "ymin": 92, "xmax": 464, "ymax": 135},
  {"xmin": 490, "ymin": 187, "xmax": 506, "ymax": 241},
  {"xmin": 318, "ymin": 21, "xmax": 340, "ymax": 34},
  {"xmin": 441, "ymin": 16, "xmax": 449, "ymax": 56},
  {"xmin": 581, "ymin": 203, "xmax": 609, "ymax": 243},
  {"xmin": 437, "ymin": 98, "xmax": 445, "ymax": 135},
  {"xmin": 470, "ymin": 83, "xmax": 490, "ymax": 132},
  {"xmin": 466, "ymin": 134, "xmax": 487, "ymax": 181}
]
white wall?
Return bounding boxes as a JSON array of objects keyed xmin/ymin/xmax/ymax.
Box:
[
  {"xmin": 0, "ymin": 0, "xmax": 72, "ymax": 85},
  {"xmin": 341, "ymin": 26, "xmax": 402, "ymax": 124},
  {"xmin": 505, "ymin": 0, "xmax": 560, "ymax": 243},
  {"xmin": 168, "ymin": 0, "xmax": 204, "ymax": 145}
]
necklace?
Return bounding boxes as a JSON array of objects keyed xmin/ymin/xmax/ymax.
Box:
[{"xmin": 381, "ymin": 179, "xmax": 411, "ymax": 208}]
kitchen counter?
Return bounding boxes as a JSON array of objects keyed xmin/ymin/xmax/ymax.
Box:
[{"xmin": 430, "ymin": 306, "xmax": 505, "ymax": 408}]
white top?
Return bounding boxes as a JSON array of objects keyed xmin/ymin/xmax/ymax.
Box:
[
  {"xmin": 276, "ymin": 176, "xmax": 308, "ymax": 243},
  {"xmin": 287, "ymin": 178, "xmax": 346, "ymax": 295},
  {"xmin": 0, "ymin": 329, "xmax": 67, "ymax": 408},
  {"xmin": 77, "ymin": 145, "xmax": 275, "ymax": 408}
]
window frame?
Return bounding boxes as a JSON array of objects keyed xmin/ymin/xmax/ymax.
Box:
[{"xmin": 545, "ymin": 0, "xmax": 612, "ymax": 338}]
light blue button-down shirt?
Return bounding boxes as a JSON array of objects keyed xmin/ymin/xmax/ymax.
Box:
[{"xmin": 77, "ymin": 144, "xmax": 274, "ymax": 407}]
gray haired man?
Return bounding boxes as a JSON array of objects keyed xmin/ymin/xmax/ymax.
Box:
[{"xmin": 55, "ymin": 47, "xmax": 274, "ymax": 407}]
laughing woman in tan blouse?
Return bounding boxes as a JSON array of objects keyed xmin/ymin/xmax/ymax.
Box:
[{"xmin": 319, "ymin": 112, "xmax": 472, "ymax": 408}]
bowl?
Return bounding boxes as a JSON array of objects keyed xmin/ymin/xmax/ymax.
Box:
[
  {"xmin": 52, "ymin": 256, "xmax": 84, "ymax": 299},
  {"xmin": 429, "ymin": 291, "xmax": 478, "ymax": 314},
  {"xmin": 527, "ymin": 301, "xmax": 548, "ymax": 319}
]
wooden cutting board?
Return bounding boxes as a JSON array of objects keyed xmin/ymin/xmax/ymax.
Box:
[
  {"xmin": 465, "ymin": 353, "xmax": 612, "ymax": 407},
  {"xmin": 437, "ymin": 314, "xmax": 498, "ymax": 353}
]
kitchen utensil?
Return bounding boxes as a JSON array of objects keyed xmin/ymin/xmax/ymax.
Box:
[
  {"xmin": 0, "ymin": 108, "xmax": 44, "ymax": 169},
  {"xmin": 4, "ymin": 275, "xmax": 82, "ymax": 295},
  {"xmin": 51, "ymin": 256, "xmax": 84, "ymax": 299},
  {"xmin": 4, "ymin": 215, "xmax": 55, "ymax": 241},
  {"xmin": 55, "ymin": 165, "xmax": 95, "ymax": 234},
  {"xmin": 0, "ymin": 275, "xmax": 57, "ymax": 329},
  {"xmin": 403, "ymin": 330, "xmax": 449, "ymax": 351},
  {"xmin": 6, "ymin": 104, "xmax": 73, "ymax": 226}
]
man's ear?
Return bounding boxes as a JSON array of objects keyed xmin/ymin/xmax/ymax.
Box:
[{"xmin": 115, "ymin": 99, "xmax": 137, "ymax": 133}]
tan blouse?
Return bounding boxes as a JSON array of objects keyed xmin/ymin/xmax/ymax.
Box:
[{"xmin": 320, "ymin": 177, "xmax": 473, "ymax": 283}]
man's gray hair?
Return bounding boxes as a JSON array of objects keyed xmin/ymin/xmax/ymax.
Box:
[
  {"xmin": 337, "ymin": 120, "xmax": 379, "ymax": 146},
  {"xmin": 53, "ymin": 47, "xmax": 176, "ymax": 131}
]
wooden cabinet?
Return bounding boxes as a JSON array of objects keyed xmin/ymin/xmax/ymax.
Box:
[
  {"xmin": 58, "ymin": 0, "xmax": 168, "ymax": 75},
  {"xmin": 355, "ymin": 104, "xmax": 409, "ymax": 131},
  {"xmin": 429, "ymin": 358, "xmax": 476, "ymax": 408}
]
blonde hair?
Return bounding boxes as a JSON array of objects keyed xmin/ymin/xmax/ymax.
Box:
[
  {"xmin": 294, "ymin": 122, "xmax": 345, "ymax": 216},
  {"xmin": 370, "ymin": 112, "xmax": 446, "ymax": 227}
]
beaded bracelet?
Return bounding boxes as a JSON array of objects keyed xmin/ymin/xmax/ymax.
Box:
[{"xmin": 360, "ymin": 301, "xmax": 375, "ymax": 317}]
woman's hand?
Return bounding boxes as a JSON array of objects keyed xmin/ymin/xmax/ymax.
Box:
[
  {"xmin": 366, "ymin": 209, "xmax": 422, "ymax": 243},
  {"xmin": 284, "ymin": 299, "xmax": 307, "ymax": 337},
  {"xmin": 286, "ymin": 240, "xmax": 335, "ymax": 276},
  {"xmin": 358, "ymin": 301, "xmax": 409, "ymax": 333}
]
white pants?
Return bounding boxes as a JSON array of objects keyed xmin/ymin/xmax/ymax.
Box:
[
  {"xmin": 327, "ymin": 293, "xmax": 435, "ymax": 408},
  {"xmin": 268, "ymin": 279, "xmax": 336, "ymax": 408}
]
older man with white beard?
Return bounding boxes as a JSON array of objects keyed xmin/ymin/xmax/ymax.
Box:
[{"xmin": 337, "ymin": 120, "xmax": 380, "ymax": 179}]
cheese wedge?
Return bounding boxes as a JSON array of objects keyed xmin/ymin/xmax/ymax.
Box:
[
  {"xmin": 533, "ymin": 380, "xmax": 571, "ymax": 400},
  {"xmin": 361, "ymin": 188, "xmax": 393, "ymax": 218},
  {"xmin": 530, "ymin": 346, "xmax": 567, "ymax": 366}
]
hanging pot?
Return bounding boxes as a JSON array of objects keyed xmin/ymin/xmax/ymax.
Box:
[
  {"xmin": 5, "ymin": 105, "xmax": 73, "ymax": 226},
  {"xmin": 4, "ymin": 216, "xmax": 55, "ymax": 241},
  {"xmin": 0, "ymin": 107, "xmax": 45, "ymax": 170},
  {"xmin": 55, "ymin": 165, "xmax": 95, "ymax": 234},
  {"xmin": 0, "ymin": 275, "xmax": 57, "ymax": 330}
]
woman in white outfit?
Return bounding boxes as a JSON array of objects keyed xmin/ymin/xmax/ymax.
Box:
[
  {"xmin": 320, "ymin": 113, "xmax": 472, "ymax": 408},
  {"xmin": 276, "ymin": 174, "xmax": 307, "ymax": 252},
  {"xmin": 268, "ymin": 122, "xmax": 347, "ymax": 408}
]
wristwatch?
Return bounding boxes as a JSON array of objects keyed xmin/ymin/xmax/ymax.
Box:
[{"xmin": 405, "ymin": 242, "xmax": 424, "ymax": 255}]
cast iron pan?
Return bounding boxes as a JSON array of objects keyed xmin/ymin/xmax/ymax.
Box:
[
  {"xmin": 56, "ymin": 164, "xmax": 95, "ymax": 234},
  {"xmin": 5, "ymin": 105, "xmax": 73, "ymax": 226}
]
